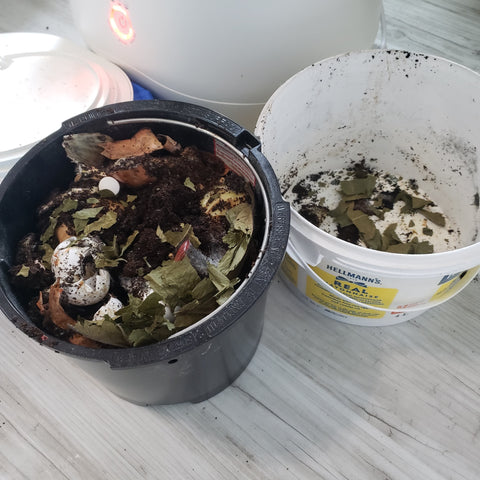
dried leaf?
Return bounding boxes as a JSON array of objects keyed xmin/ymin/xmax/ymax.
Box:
[
  {"xmin": 346, "ymin": 204, "xmax": 378, "ymax": 241},
  {"xmin": 112, "ymin": 164, "xmax": 157, "ymax": 188},
  {"xmin": 225, "ymin": 203, "xmax": 253, "ymax": 235},
  {"xmin": 95, "ymin": 236, "xmax": 122, "ymax": 268},
  {"xmin": 145, "ymin": 258, "xmax": 201, "ymax": 308},
  {"xmin": 184, "ymin": 177, "xmax": 196, "ymax": 191},
  {"xmin": 120, "ymin": 230, "xmax": 139, "ymax": 256},
  {"xmin": 328, "ymin": 200, "xmax": 352, "ymax": 227},
  {"xmin": 72, "ymin": 206, "xmax": 104, "ymax": 220},
  {"xmin": 72, "ymin": 317, "xmax": 129, "ymax": 347},
  {"xmin": 340, "ymin": 175, "xmax": 376, "ymax": 198},
  {"xmin": 386, "ymin": 243, "xmax": 412, "ymax": 254},
  {"xmin": 410, "ymin": 238, "xmax": 434, "ymax": 254},
  {"xmin": 40, "ymin": 217, "xmax": 57, "ymax": 243},
  {"xmin": 386, "ymin": 237, "xmax": 434, "ymax": 254},
  {"xmin": 156, "ymin": 225, "xmax": 167, "ymax": 243},
  {"xmin": 48, "ymin": 281, "xmax": 76, "ymax": 330},
  {"xmin": 16, "ymin": 265, "xmax": 30, "ymax": 277},
  {"xmin": 218, "ymin": 232, "xmax": 249, "ymax": 276},
  {"xmin": 419, "ymin": 209, "xmax": 446, "ymax": 227},
  {"xmin": 163, "ymin": 224, "xmax": 201, "ymax": 249},
  {"xmin": 41, "ymin": 198, "xmax": 79, "ymax": 243},
  {"xmin": 411, "ymin": 196, "xmax": 432, "ymax": 209},
  {"xmin": 381, "ymin": 223, "xmax": 401, "ymax": 251},
  {"xmin": 100, "ymin": 128, "xmax": 165, "ymax": 159},
  {"xmin": 41, "ymin": 243, "xmax": 54, "ymax": 269},
  {"xmin": 83, "ymin": 210, "xmax": 117, "ymax": 236},
  {"xmin": 174, "ymin": 296, "xmax": 218, "ymax": 329},
  {"xmin": 191, "ymin": 277, "xmax": 217, "ymax": 300},
  {"xmin": 62, "ymin": 133, "xmax": 113, "ymax": 167},
  {"xmin": 53, "ymin": 198, "xmax": 78, "ymax": 216},
  {"xmin": 158, "ymin": 134, "xmax": 182, "ymax": 154},
  {"xmin": 68, "ymin": 333, "xmax": 102, "ymax": 348}
]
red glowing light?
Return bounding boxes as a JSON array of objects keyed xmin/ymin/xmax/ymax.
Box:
[{"xmin": 109, "ymin": 3, "xmax": 135, "ymax": 44}]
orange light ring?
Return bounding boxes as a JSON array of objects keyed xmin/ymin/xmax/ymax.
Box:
[{"xmin": 109, "ymin": 3, "xmax": 135, "ymax": 44}]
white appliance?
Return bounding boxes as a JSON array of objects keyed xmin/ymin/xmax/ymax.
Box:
[{"xmin": 69, "ymin": 0, "xmax": 384, "ymax": 130}]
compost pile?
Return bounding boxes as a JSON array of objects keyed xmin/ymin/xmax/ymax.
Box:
[
  {"xmin": 10, "ymin": 128, "xmax": 256, "ymax": 348},
  {"xmin": 289, "ymin": 160, "xmax": 460, "ymax": 253}
]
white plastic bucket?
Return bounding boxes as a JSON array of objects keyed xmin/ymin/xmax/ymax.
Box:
[{"xmin": 256, "ymin": 50, "xmax": 480, "ymax": 325}]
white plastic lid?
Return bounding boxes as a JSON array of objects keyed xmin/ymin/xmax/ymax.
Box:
[{"xmin": 0, "ymin": 32, "xmax": 133, "ymax": 172}]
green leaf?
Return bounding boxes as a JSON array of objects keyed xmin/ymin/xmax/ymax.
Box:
[
  {"xmin": 73, "ymin": 217, "xmax": 89, "ymax": 235},
  {"xmin": 119, "ymin": 230, "xmax": 139, "ymax": 256},
  {"xmin": 95, "ymin": 235, "xmax": 121, "ymax": 268},
  {"xmin": 346, "ymin": 204, "xmax": 379, "ymax": 242},
  {"xmin": 225, "ymin": 203, "xmax": 253, "ymax": 235},
  {"xmin": 16, "ymin": 265, "xmax": 30, "ymax": 277},
  {"xmin": 217, "ymin": 232, "xmax": 249, "ymax": 276},
  {"xmin": 156, "ymin": 225, "xmax": 167, "ymax": 242},
  {"xmin": 72, "ymin": 206, "xmax": 104, "ymax": 220},
  {"xmin": 386, "ymin": 243, "xmax": 412, "ymax": 254},
  {"xmin": 207, "ymin": 263, "xmax": 232, "ymax": 291},
  {"xmin": 162, "ymin": 224, "xmax": 201, "ymax": 248},
  {"xmin": 62, "ymin": 132, "xmax": 113, "ymax": 167},
  {"xmin": 73, "ymin": 318, "xmax": 129, "ymax": 347},
  {"xmin": 215, "ymin": 286, "xmax": 236, "ymax": 306},
  {"xmin": 340, "ymin": 175, "xmax": 376, "ymax": 198},
  {"xmin": 184, "ymin": 177, "xmax": 196, "ymax": 191},
  {"xmin": 125, "ymin": 325, "xmax": 176, "ymax": 347},
  {"xmin": 40, "ymin": 217, "xmax": 58, "ymax": 243},
  {"xmin": 73, "ymin": 206, "xmax": 105, "ymax": 235},
  {"xmin": 381, "ymin": 223, "xmax": 401, "ymax": 251},
  {"xmin": 410, "ymin": 238, "xmax": 434, "ymax": 254},
  {"xmin": 41, "ymin": 243, "xmax": 54, "ymax": 269},
  {"xmin": 411, "ymin": 197, "xmax": 432, "ymax": 210},
  {"xmin": 174, "ymin": 296, "xmax": 218, "ymax": 329},
  {"xmin": 419, "ymin": 209, "xmax": 446, "ymax": 227},
  {"xmin": 83, "ymin": 210, "xmax": 117, "ymax": 236},
  {"xmin": 191, "ymin": 277, "xmax": 217, "ymax": 300},
  {"xmin": 52, "ymin": 198, "xmax": 78, "ymax": 217},
  {"xmin": 344, "ymin": 204, "xmax": 382, "ymax": 250},
  {"xmin": 115, "ymin": 292, "xmax": 166, "ymax": 329},
  {"xmin": 145, "ymin": 258, "xmax": 201, "ymax": 308},
  {"xmin": 386, "ymin": 237, "xmax": 434, "ymax": 254},
  {"xmin": 328, "ymin": 200, "xmax": 352, "ymax": 228}
]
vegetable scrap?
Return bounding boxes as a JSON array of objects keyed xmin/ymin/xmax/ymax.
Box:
[
  {"xmin": 10, "ymin": 129, "xmax": 257, "ymax": 348},
  {"xmin": 289, "ymin": 160, "xmax": 460, "ymax": 253}
]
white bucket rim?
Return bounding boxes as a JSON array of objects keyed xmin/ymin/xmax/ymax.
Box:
[{"xmin": 256, "ymin": 48, "xmax": 480, "ymax": 136}]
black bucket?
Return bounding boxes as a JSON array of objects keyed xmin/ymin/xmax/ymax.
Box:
[{"xmin": 0, "ymin": 100, "xmax": 289, "ymax": 405}]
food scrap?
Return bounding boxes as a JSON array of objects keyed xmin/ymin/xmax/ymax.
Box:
[
  {"xmin": 10, "ymin": 129, "xmax": 256, "ymax": 348},
  {"xmin": 288, "ymin": 160, "xmax": 460, "ymax": 253}
]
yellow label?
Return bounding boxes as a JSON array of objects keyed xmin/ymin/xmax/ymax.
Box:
[
  {"xmin": 306, "ymin": 268, "xmax": 398, "ymax": 319},
  {"xmin": 430, "ymin": 266, "xmax": 480, "ymax": 303},
  {"xmin": 281, "ymin": 253, "xmax": 299, "ymax": 286}
]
